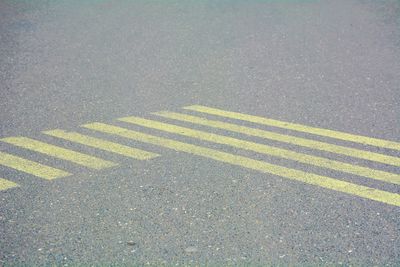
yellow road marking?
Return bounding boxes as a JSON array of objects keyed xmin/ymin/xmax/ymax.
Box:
[
  {"xmin": 83, "ymin": 122, "xmax": 400, "ymax": 207},
  {"xmin": 184, "ymin": 105, "xmax": 400, "ymax": 152},
  {"xmin": 43, "ymin": 129, "xmax": 160, "ymax": 160},
  {"xmin": 0, "ymin": 151, "xmax": 71, "ymax": 180},
  {"xmin": 0, "ymin": 178, "xmax": 19, "ymax": 191},
  {"xmin": 1, "ymin": 137, "xmax": 117, "ymax": 170},
  {"xmin": 119, "ymin": 116, "xmax": 400, "ymax": 185},
  {"xmin": 154, "ymin": 111, "xmax": 400, "ymax": 167}
]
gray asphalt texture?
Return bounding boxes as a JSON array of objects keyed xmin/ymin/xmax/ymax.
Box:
[{"xmin": 1, "ymin": 0, "xmax": 400, "ymax": 265}]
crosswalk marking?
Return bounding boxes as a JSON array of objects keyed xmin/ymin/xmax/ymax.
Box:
[
  {"xmin": 43, "ymin": 129, "xmax": 160, "ymax": 160},
  {"xmin": 1, "ymin": 137, "xmax": 117, "ymax": 170},
  {"xmin": 119, "ymin": 116, "xmax": 400, "ymax": 185},
  {"xmin": 1, "ymin": 104, "xmax": 398, "ymax": 206},
  {"xmin": 0, "ymin": 178, "xmax": 19, "ymax": 191},
  {"xmin": 184, "ymin": 105, "xmax": 400, "ymax": 152},
  {"xmin": 153, "ymin": 111, "xmax": 400, "ymax": 167},
  {"xmin": 83, "ymin": 122, "xmax": 400, "ymax": 207},
  {"xmin": 0, "ymin": 151, "xmax": 71, "ymax": 180}
]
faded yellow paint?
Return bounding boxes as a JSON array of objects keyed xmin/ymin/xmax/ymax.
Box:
[
  {"xmin": 0, "ymin": 151, "xmax": 71, "ymax": 180},
  {"xmin": 184, "ymin": 105, "xmax": 400, "ymax": 152},
  {"xmin": 119, "ymin": 116, "xmax": 400, "ymax": 185},
  {"xmin": 1, "ymin": 137, "xmax": 117, "ymax": 170},
  {"xmin": 83, "ymin": 122, "xmax": 400, "ymax": 207},
  {"xmin": 0, "ymin": 178, "xmax": 19, "ymax": 191},
  {"xmin": 44, "ymin": 129, "xmax": 159, "ymax": 160},
  {"xmin": 155, "ymin": 111, "xmax": 400, "ymax": 167}
]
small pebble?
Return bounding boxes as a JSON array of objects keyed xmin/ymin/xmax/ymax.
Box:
[{"xmin": 127, "ymin": 241, "xmax": 137, "ymax": 246}]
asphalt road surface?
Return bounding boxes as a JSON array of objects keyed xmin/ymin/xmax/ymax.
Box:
[{"xmin": 1, "ymin": 0, "xmax": 399, "ymax": 265}]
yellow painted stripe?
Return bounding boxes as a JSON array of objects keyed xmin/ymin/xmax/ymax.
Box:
[
  {"xmin": 119, "ymin": 116, "xmax": 400, "ymax": 185},
  {"xmin": 0, "ymin": 178, "xmax": 19, "ymax": 191},
  {"xmin": 43, "ymin": 129, "xmax": 159, "ymax": 160},
  {"xmin": 83, "ymin": 122, "xmax": 400, "ymax": 207},
  {"xmin": 0, "ymin": 151, "xmax": 71, "ymax": 180},
  {"xmin": 154, "ymin": 111, "xmax": 400, "ymax": 167},
  {"xmin": 184, "ymin": 105, "xmax": 400, "ymax": 152},
  {"xmin": 1, "ymin": 137, "xmax": 117, "ymax": 170}
]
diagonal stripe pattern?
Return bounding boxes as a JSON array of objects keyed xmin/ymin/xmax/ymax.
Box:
[
  {"xmin": 1, "ymin": 137, "xmax": 117, "ymax": 170},
  {"xmin": 153, "ymin": 111, "xmax": 400, "ymax": 167},
  {"xmin": 118, "ymin": 116, "xmax": 400, "ymax": 185},
  {"xmin": 184, "ymin": 105, "xmax": 400, "ymax": 151},
  {"xmin": 83, "ymin": 122, "xmax": 400, "ymax": 207},
  {"xmin": 43, "ymin": 129, "xmax": 160, "ymax": 160},
  {"xmin": 0, "ymin": 151, "xmax": 71, "ymax": 180},
  {"xmin": 1, "ymin": 104, "xmax": 399, "ymax": 207}
]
